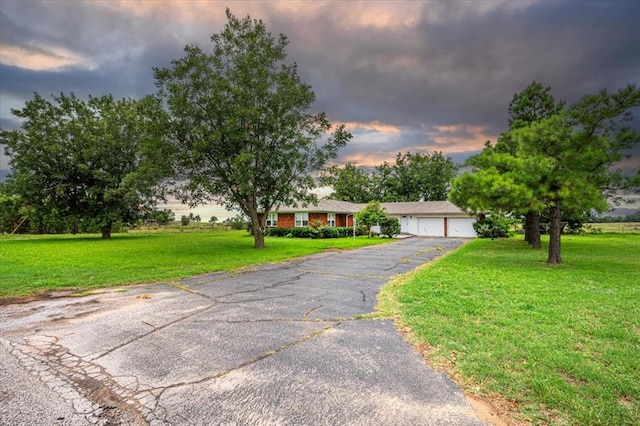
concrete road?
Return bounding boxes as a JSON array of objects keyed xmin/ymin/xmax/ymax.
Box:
[{"xmin": 1, "ymin": 237, "xmax": 486, "ymax": 426}]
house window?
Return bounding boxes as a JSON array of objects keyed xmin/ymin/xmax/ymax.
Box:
[
  {"xmin": 327, "ymin": 213, "xmax": 336, "ymax": 227},
  {"xmin": 266, "ymin": 212, "xmax": 278, "ymax": 227},
  {"xmin": 295, "ymin": 212, "xmax": 308, "ymax": 227}
]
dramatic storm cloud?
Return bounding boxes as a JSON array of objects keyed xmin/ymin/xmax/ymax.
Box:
[{"xmin": 1, "ymin": 0, "xmax": 639, "ymax": 216}]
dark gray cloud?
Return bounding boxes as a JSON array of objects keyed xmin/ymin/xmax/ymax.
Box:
[
  {"xmin": 270, "ymin": 1, "xmax": 640, "ymax": 133},
  {"xmin": 1, "ymin": 0, "xmax": 639, "ymax": 169}
]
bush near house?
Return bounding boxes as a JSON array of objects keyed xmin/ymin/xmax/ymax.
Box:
[
  {"xmin": 380, "ymin": 216, "xmax": 401, "ymax": 238},
  {"xmin": 356, "ymin": 201, "xmax": 401, "ymax": 238},
  {"xmin": 473, "ymin": 213, "xmax": 516, "ymax": 238},
  {"xmin": 264, "ymin": 226, "xmax": 360, "ymax": 239}
]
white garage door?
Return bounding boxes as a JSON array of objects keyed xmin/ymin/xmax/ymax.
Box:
[
  {"xmin": 447, "ymin": 218, "xmax": 477, "ymax": 238},
  {"xmin": 418, "ymin": 218, "xmax": 444, "ymax": 237}
]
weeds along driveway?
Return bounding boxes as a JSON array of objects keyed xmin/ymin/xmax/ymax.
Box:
[{"xmin": 0, "ymin": 237, "xmax": 486, "ymax": 426}]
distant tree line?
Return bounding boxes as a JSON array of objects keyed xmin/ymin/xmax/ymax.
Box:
[
  {"xmin": 591, "ymin": 211, "xmax": 640, "ymax": 223},
  {"xmin": 320, "ymin": 151, "xmax": 457, "ymax": 203}
]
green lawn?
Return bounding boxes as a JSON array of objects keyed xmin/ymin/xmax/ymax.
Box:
[
  {"xmin": 0, "ymin": 230, "xmax": 390, "ymax": 298},
  {"xmin": 380, "ymin": 234, "xmax": 639, "ymax": 425}
]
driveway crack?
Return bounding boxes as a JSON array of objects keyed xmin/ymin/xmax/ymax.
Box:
[
  {"xmin": 156, "ymin": 322, "xmax": 340, "ymax": 395},
  {"xmin": 3, "ymin": 336, "xmax": 155, "ymax": 425},
  {"xmin": 90, "ymin": 303, "xmax": 219, "ymax": 361},
  {"xmin": 213, "ymin": 272, "xmax": 309, "ymax": 299}
]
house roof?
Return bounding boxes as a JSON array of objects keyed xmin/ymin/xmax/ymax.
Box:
[
  {"xmin": 377, "ymin": 201, "xmax": 466, "ymax": 216},
  {"xmin": 275, "ymin": 199, "xmax": 361, "ymax": 214},
  {"xmin": 274, "ymin": 199, "xmax": 469, "ymax": 216}
]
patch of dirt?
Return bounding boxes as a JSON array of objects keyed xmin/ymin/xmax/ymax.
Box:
[
  {"xmin": 0, "ymin": 291, "xmax": 75, "ymax": 306},
  {"xmin": 467, "ymin": 395, "xmax": 511, "ymax": 426},
  {"xmin": 74, "ymin": 376, "xmax": 148, "ymax": 426},
  {"xmin": 618, "ymin": 393, "xmax": 637, "ymax": 410},
  {"xmin": 558, "ymin": 371, "xmax": 586, "ymax": 387},
  {"xmin": 0, "ymin": 290, "xmax": 107, "ymax": 306}
]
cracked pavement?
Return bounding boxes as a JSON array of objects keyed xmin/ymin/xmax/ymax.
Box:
[{"xmin": 0, "ymin": 237, "xmax": 486, "ymax": 425}]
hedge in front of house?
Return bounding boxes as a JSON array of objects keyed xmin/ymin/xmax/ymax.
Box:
[{"xmin": 264, "ymin": 227, "xmax": 360, "ymax": 238}]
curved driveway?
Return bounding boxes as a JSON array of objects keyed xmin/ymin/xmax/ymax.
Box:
[{"xmin": 1, "ymin": 237, "xmax": 486, "ymax": 425}]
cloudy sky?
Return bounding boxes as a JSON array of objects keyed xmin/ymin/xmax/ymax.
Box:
[{"xmin": 1, "ymin": 0, "xmax": 639, "ymax": 219}]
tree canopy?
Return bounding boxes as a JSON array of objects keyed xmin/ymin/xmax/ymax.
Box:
[
  {"xmin": 1, "ymin": 93, "xmax": 171, "ymax": 238},
  {"xmin": 450, "ymin": 83, "xmax": 640, "ymax": 263},
  {"xmin": 154, "ymin": 9, "xmax": 351, "ymax": 248},
  {"xmin": 321, "ymin": 151, "xmax": 456, "ymax": 203},
  {"xmin": 319, "ymin": 163, "xmax": 373, "ymax": 203}
]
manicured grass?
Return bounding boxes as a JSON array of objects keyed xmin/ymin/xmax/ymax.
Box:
[
  {"xmin": 380, "ymin": 234, "xmax": 639, "ymax": 425},
  {"xmin": 0, "ymin": 230, "xmax": 390, "ymax": 298}
]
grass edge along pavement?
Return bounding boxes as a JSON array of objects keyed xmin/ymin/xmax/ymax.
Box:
[
  {"xmin": 0, "ymin": 230, "xmax": 392, "ymax": 299},
  {"xmin": 376, "ymin": 234, "xmax": 639, "ymax": 426}
]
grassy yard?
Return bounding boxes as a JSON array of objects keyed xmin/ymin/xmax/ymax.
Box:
[
  {"xmin": 379, "ymin": 234, "xmax": 639, "ymax": 425},
  {"xmin": 0, "ymin": 230, "xmax": 390, "ymax": 299}
]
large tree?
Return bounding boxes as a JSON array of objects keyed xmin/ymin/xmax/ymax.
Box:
[
  {"xmin": 154, "ymin": 10, "xmax": 350, "ymax": 248},
  {"xmin": 385, "ymin": 151, "xmax": 457, "ymax": 202},
  {"xmin": 502, "ymin": 82, "xmax": 565, "ymax": 248},
  {"xmin": 457, "ymin": 82, "xmax": 565, "ymax": 249},
  {"xmin": 517, "ymin": 85, "xmax": 640, "ymax": 263},
  {"xmin": 321, "ymin": 151, "xmax": 456, "ymax": 204},
  {"xmin": 320, "ymin": 163, "xmax": 374, "ymax": 203},
  {"xmin": 451, "ymin": 84, "xmax": 639, "ymax": 263},
  {"xmin": 1, "ymin": 93, "xmax": 171, "ymax": 238}
]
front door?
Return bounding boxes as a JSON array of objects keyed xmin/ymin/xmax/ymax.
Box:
[{"xmin": 401, "ymin": 215, "xmax": 409, "ymax": 233}]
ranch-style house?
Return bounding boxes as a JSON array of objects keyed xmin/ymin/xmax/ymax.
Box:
[{"xmin": 263, "ymin": 199, "xmax": 477, "ymax": 238}]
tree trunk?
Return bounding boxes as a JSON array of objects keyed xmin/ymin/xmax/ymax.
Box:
[
  {"xmin": 529, "ymin": 211, "xmax": 541, "ymax": 249},
  {"xmin": 252, "ymin": 220, "xmax": 265, "ymax": 249},
  {"xmin": 547, "ymin": 202, "xmax": 562, "ymax": 264},
  {"xmin": 524, "ymin": 211, "xmax": 542, "ymax": 249},
  {"xmin": 524, "ymin": 211, "xmax": 532, "ymax": 244},
  {"xmin": 101, "ymin": 223, "xmax": 112, "ymax": 239},
  {"xmin": 246, "ymin": 205, "xmax": 266, "ymax": 249}
]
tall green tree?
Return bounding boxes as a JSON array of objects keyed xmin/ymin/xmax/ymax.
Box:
[
  {"xmin": 500, "ymin": 81, "xmax": 565, "ymax": 248},
  {"xmin": 386, "ymin": 151, "xmax": 457, "ymax": 202},
  {"xmin": 322, "ymin": 152, "xmax": 456, "ymax": 204},
  {"xmin": 518, "ymin": 85, "xmax": 640, "ymax": 263},
  {"xmin": 320, "ymin": 163, "xmax": 374, "ymax": 203},
  {"xmin": 451, "ymin": 84, "xmax": 639, "ymax": 264},
  {"xmin": 370, "ymin": 161, "xmax": 395, "ymax": 202},
  {"xmin": 154, "ymin": 10, "xmax": 350, "ymax": 248},
  {"xmin": 1, "ymin": 93, "xmax": 171, "ymax": 238}
]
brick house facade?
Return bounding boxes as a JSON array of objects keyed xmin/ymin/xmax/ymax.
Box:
[{"xmin": 262, "ymin": 200, "xmax": 477, "ymax": 237}]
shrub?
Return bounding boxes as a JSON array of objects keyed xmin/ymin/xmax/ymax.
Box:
[
  {"xmin": 356, "ymin": 201, "xmax": 399, "ymax": 237},
  {"xmin": 356, "ymin": 201, "xmax": 388, "ymax": 229},
  {"xmin": 381, "ymin": 216, "xmax": 401, "ymax": 238},
  {"xmin": 264, "ymin": 226, "xmax": 359, "ymax": 238},
  {"xmin": 583, "ymin": 223, "xmax": 603, "ymax": 234},
  {"xmin": 473, "ymin": 214, "xmax": 511, "ymax": 239}
]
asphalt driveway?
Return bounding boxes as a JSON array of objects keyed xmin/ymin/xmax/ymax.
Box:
[{"xmin": 0, "ymin": 237, "xmax": 486, "ymax": 426}]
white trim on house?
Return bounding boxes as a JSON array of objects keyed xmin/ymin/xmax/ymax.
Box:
[
  {"xmin": 327, "ymin": 212, "xmax": 336, "ymax": 227},
  {"xmin": 266, "ymin": 212, "xmax": 278, "ymax": 227},
  {"xmin": 295, "ymin": 212, "xmax": 309, "ymax": 227}
]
